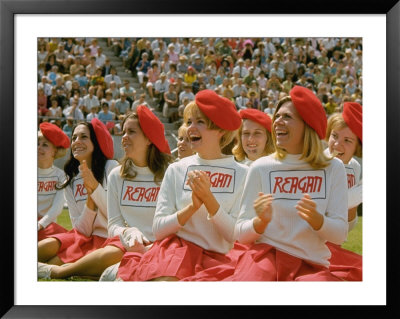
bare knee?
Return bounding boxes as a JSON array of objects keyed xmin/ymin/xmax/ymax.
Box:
[
  {"xmin": 97, "ymin": 246, "xmax": 124, "ymax": 265},
  {"xmin": 38, "ymin": 238, "xmax": 61, "ymax": 263}
]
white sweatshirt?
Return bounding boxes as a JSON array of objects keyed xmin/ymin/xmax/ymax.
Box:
[
  {"xmin": 38, "ymin": 166, "xmax": 67, "ymax": 229},
  {"xmin": 324, "ymin": 149, "xmax": 362, "ymax": 231},
  {"xmin": 235, "ymin": 154, "xmax": 348, "ymax": 267},
  {"xmin": 107, "ymin": 164, "xmax": 160, "ymax": 241},
  {"xmin": 153, "ymin": 154, "xmax": 248, "ymax": 254},
  {"xmin": 64, "ymin": 160, "xmax": 118, "ymax": 238}
]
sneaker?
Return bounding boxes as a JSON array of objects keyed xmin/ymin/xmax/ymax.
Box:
[{"xmin": 38, "ymin": 262, "xmax": 54, "ymax": 279}]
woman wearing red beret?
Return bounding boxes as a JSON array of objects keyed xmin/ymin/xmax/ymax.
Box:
[
  {"xmin": 223, "ymin": 85, "xmax": 350, "ymax": 281},
  {"xmin": 324, "ymin": 102, "xmax": 363, "ymax": 281},
  {"xmin": 38, "ymin": 118, "xmax": 119, "ymax": 279},
  {"xmin": 115, "ymin": 89, "xmax": 248, "ymax": 281},
  {"xmin": 99, "ymin": 106, "xmax": 174, "ymax": 281},
  {"xmin": 37, "ymin": 122, "xmax": 70, "ymax": 241},
  {"xmin": 232, "ymin": 108, "xmax": 275, "ymax": 166}
]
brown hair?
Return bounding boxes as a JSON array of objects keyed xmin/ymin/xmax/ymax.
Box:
[{"xmin": 119, "ymin": 112, "xmax": 173, "ymax": 184}]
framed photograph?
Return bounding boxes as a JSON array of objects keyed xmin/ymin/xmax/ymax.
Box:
[{"xmin": 1, "ymin": 0, "xmax": 398, "ymax": 317}]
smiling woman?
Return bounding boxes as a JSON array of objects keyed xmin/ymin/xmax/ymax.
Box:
[
  {"xmin": 200, "ymin": 85, "xmax": 362, "ymax": 281},
  {"xmin": 37, "ymin": 118, "xmax": 119, "ymax": 280}
]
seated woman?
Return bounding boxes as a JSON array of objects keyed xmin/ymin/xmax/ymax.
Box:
[
  {"xmin": 232, "ymin": 108, "xmax": 275, "ymax": 166},
  {"xmin": 37, "ymin": 122, "xmax": 70, "ymax": 241},
  {"xmin": 115, "ymin": 89, "xmax": 248, "ymax": 281},
  {"xmin": 222, "ymin": 86, "xmax": 352, "ymax": 281},
  {"xmin": 324, "ymin": 101, "xmax": 363, "ymax": 281},
  {"xmin": 38, "ymin": 118, "xmax": 118, "ymax": 279},
  {"xmin": 99, "ymin": 106, "xmax": 173, "ymax": 281}
]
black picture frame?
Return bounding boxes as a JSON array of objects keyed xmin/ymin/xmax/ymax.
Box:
[{"xmin": 1, "ymin": 0, "xmax": 399, "ymax": 317}]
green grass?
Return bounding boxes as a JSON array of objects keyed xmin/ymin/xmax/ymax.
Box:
[
  {"xmin": 57, "ymin": 208, "xmax": 72, "ymax": 231},
  {"xmin": 342, "ymin": 217, "xmax": 362, "ymax": 255},
  {"xmin": 57, "ymin": 209, "xmax": 363, "ymax": 255}
]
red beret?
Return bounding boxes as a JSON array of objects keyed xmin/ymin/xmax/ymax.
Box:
[
  {"xmin": 195, "ymin": 89, "xmax": 241, "ymax": 131},
  {"xmin": 91, "ymin": 118, "xmax": 114, "ymax": 159},
  {"xmin": 343, "ymin": 102, "xmax": 362, "ymax": 143},
  {"xmin": 239, "ymin": 109, "xmax": 272, "ymax": 133},
  {"xmin": 39, "ymin": 122, "xmax": 70, "ymax": 148},
  {"xmin": 137, "ymin": 105, "xmax": 171, "ymax": 154},
  {"xmin": 289, "ymin": 86, "xmax": 327, "ymax": 139}
]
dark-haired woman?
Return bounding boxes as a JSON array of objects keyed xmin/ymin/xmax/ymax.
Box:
[{"xmin": 38, "ymin": 118, "xmax": 118, "ymax": 279}]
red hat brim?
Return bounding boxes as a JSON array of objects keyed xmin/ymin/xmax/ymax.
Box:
[
  {"xmin": 39, "ymin": 122, "xmax": 70, "ymax": 148},
  {"xmin": 343, "ymin": 102, "xmax": 362, "ymax": 143},
  {"xmin": 195, "ymin": 89, "xmax": 241, "ymax": 131},
  {"xmin": 239, "ymin": 108, "xmax": 272, "ymax": 133},
  {"xmin": 289, "ymin": 86, "xmax": 327, "ymax": 139},
  {"xmin": 91, "ymin": 118, "xmax": 114, "ymax": 159},
  {"xmin": 137, "ymin": 105, "xmax": 171, "ymax": 154}
]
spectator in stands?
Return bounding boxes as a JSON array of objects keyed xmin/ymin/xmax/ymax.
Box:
[
  {"xmin": 146, "ymin": 61, "xmax": 161, "ymax": 100},
  {"xmin": 86, "ymin": 105, "xmax": 99, "ymax": 122},
  {"xmin": 184, "ymin": 66, "xmax": 197, "ymax": 85},
  {"xmin": 109, "ymin": 81, "xmax": 120, "ymax": 100},
  {"xmin": 98, "ymin": 102, "xmax": 115, "ymax": 126},
  {"xmin": 154, "ymin": 72, "xmax": 169, "ymax": 109},
  {"xmin": 119, "ymin": 79, "xmax": 136, "ymax": 106},
  {"xmin": 38, "ymin": 76, "xmax": 53, "ymax": 98},
  {"xmin": 83, "ymin": 86, "xmax": 100, "ymax": 116},
  {"xmin": 102, "ymin": 90, "xmax": 116, "ymax": 112},
  {"xmin": 114, "ymin": 92, "xmax": 131, "ymax": 116},
  {"xmin": 38, "ymin": 88, "xmax": 48, "ymax": 115},
  {"xmin": 63, "ymin": 101, "xmax": 84, "ymax": 121},
  {"xmin": 126, "ymin": 40, "xmax": 140, "ymax": 76},
  {"xmin": 236, "ymin": 89, "xmax": 250, "ymax": 110},
  {"xmin": 243, "ymin": 67, "xmax": 256, "ymax": 88},
  {"xmin": 95, "ymin": 47, "xmax": 106, "ymax": 68},
  {"xmin": 75, "ymin": 69, "xmax": 89, "ymax": 89},
  {"xmin": 166, "ymin": 63, "xmax": 179, "ymax": 82},
  {"xmin": 62, "ymin": 116, "xmax": 74, "ymax": 138},
  {"xmin": 136, "ymin": 52, "xmax": 151, "ymax": 85},
  {"xmin": 104, "ymin": 67, "xmax": 122, "ymax": 89},
  {"xmin": 101, "ymin": 58, "xmax": 113, "ymax": 77},
  {"xmin": 246, "ymin": 89, "xmax": 260, "ymax": 110},
  {"xmin": 90, "ymin": 67, "xmax": 105, "ymax": 87},
  {"xmin": 177, "ymin": 55, "xmax": 188, "ymax": 74},
  {"xmin": 131, "ymin": 93, "xmax": 151, "ymax": 113},
  {"xmin": 163, "ymin": 81, "xmax": 179, "ymax": 123}
]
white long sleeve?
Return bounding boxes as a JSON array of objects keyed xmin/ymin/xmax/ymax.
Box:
[
  {"xmin": 325, "ymin": 149, "xmax": 363, "ymax": 232},
  {"xmin": 107, "ymin": 164, "xmax": 159, "ymax": 241},
  {"xmin": 38, "ymin": 166, "xmax": 67, "ymax": 228},
  {"xmin": 64, "ymin": 160, "xmax": 118, "ymax": 238},
  {"xmin": 153, "ymin": 154, "xmax": 248, "ymax": 254},
  {"xmin": 236, "ymin": 154, "xmax": 348, "ymax": 267}
]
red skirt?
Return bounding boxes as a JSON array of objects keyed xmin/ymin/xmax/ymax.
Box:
[
  {"xmin": 220, "ymin": 242, "xmax": 344, "ymax": 281},
  {"xmin": 38, "ymin": 222, "xmax": 67, "ymax": 242},
  {"xmin": 51, "ymin": 229, "xmax": 108, "ymax": 263},
  {"xmin": 117, "ymin": 234, "xmax": 233, "ymax": 281},
  {"xmin": 327, "ymin": 242, "xmax": 362, "ymax": 281}
]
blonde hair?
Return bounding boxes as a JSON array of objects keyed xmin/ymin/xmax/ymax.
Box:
[
  {"xmin": 177, "ymin": 124, "xmax": 188, "ymax": 138},
  {"xmin": 272, "ymin": 96, "xmax": 331, "ymax": 169},
  {"xmin": 232, "ymin": 120, "xmax": 275, "ymax": 162},
  {"xmin": 38, "ymin": 131, "xmax": 68, "ymax": 160},
  {"xmin": 326, "ymin": 113, "xmax": 362, "ymax": 158},
  {"xmin": 119, "ymin": 112, "xmax": 173, "ymax": 184},
  {"xmin": 183, "ymin": 101, "xmax": 237, "ymax": 150}
]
